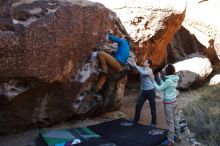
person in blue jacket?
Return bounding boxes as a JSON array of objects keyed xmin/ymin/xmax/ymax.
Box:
[
  {"xmin": 96, "ymin": 31, "xmax": 130, "ymax": 91},
  {"xmin": 153, "ymin": 64, "xmax": 181, "ymax": 146}
]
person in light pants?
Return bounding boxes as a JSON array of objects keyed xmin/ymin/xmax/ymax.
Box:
[{"xmin": 153, "ymin": 64, "xmax": 181, "ymax": 146}]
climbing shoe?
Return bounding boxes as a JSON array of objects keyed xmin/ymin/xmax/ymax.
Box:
[{"xmin": 98, "ymin": 68, "xmax": 108, "ymax": 74}]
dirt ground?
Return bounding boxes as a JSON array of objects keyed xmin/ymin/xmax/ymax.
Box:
[{"xmin": 0, "ymin": 88, "xmax": 192, "ymax": 146}]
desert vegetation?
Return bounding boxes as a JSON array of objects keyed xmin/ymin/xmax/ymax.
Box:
[{"xmin": 185, "ymin": 84, "xmax": 220, "ymax": 146}]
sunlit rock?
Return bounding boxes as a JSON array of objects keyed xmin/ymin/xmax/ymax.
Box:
[
  {"xmin": 183, "ymin": 0, "xmax": 220, "ymax": 46},
  {"xmin": 209, "ymin": 74, "xmax": 220, "ymax": 86},
  {"xmin": 90, "ymin": 0, "xmax": 186, "ymax": 68},
  {"xmin": 0, "ymin": 0, "xmax": 129, "ymax": 134},
  {"xmin": 174, "ymin": 53, "xmax": 212, "ymax": 89}
]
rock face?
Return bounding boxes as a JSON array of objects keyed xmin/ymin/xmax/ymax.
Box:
[
  {"xmin": 209, "ymin": 74, "xmax": 220, "ymax": 86},
  {"xmin": 0, "ymin": 0, "xmax": 129, "ymax": 134},
  {"xmin": 174, "ymin": 54, "xmax": 212, "ymax": 89},
  {"xmin": 183, "ymin": 0, "xmax": 220, "ymax": 45},
  {"xmin": 167, "ymin": 26, "xmax": 206, "ymax": 63},
  {"xmin": 90, "ymin": 0, "xmax": 186, "ymax": 69},
  {"xmin": 1, "ymin": 0, "xmax": 111, "ymax": 81},
  {"xmin": 89, "ymin": 0, "xmax": 217, "ymax": 91},
  {"xmin": 183, "ymin": 0, "xmax": 220, "ymax": 63},
  {"xmin": 164, "ymin": 0, "xmax": 220, "ymax": 89}
]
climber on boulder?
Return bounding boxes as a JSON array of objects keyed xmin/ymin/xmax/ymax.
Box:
[{"xmin": 96, "ymin": 30, "xmax": 131, "ymax": 92}]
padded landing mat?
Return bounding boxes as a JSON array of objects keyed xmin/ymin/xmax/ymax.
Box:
[
  {"xmin": 39, "ymin": 118, "xmax": 167, "ymax": 146},
  {"xmin": 40, "ymin": 127, "xmax": 101, "ymax": 146},
  {"xmin": 88, "ymin": 118, "xmax": 167, "ymax": 146},
  {"xmin": 75, "ymin": 138, "xmax": 120, "ymax": 146}
]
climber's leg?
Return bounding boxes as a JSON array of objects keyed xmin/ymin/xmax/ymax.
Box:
[{"xmin": 98, "ymin": 51, "xmax": 122, "ymax": 72}]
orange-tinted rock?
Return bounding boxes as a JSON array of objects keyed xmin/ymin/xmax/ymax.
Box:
[
  {"xmin": 133, "ymin": 11, "xmax": 186, "ymax": 69},
  {"xmin": 91, "ymin": 0, "xmax": 186, "ymax": 69}
]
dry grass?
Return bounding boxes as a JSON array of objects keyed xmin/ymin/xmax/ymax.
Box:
[{"xmin": 185, "ymin": 84, "xmax": 220, "ymax": 146}]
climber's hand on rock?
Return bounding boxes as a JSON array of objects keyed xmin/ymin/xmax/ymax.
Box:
[{"xmin": 106, "ymin": 29, "xmax": 113, "ymax": 34}]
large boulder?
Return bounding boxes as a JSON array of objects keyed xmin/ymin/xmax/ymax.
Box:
[
  {"xmin": 174, "ymin": 54, "xmax": 212, "ymax": 89},
  {"xmin": 183, "ymin": 0, "xmax": 220, "ymax": 64},
  {"xmin": 183, "ymin": 0, "xmax": 220, "ymax": 46},
  {"xmin": 209, "ymin": 74, "xmax": 220, "ymax": 86},
  {"xmin": 1, "ymin": 0, "xmax": 111, "ymax": 81},
  {"xmin": 90, "ymin": 0, "xmax": 186, "ymax": 69},
  {"xmin": 0, "ymin": 0, "xmax": 129, "ymax": 134}
]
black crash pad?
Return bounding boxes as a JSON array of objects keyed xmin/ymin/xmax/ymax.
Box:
[
  {"xmin": 88, "ymin": 118, "xmax": 167, "ymax": 146},
  {"xmin": 38, "ymin": 118, "xmax": 167, "ymax": 146}
]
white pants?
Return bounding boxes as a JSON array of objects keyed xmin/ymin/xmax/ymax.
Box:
[{"xmin": 164, "ymin": 103, "xmax": 181, "ymax": 143}]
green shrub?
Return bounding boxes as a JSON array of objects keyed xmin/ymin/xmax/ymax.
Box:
[{"xmin": 185, "ymin": 84, "xmax": 220, "ymax": 146}]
